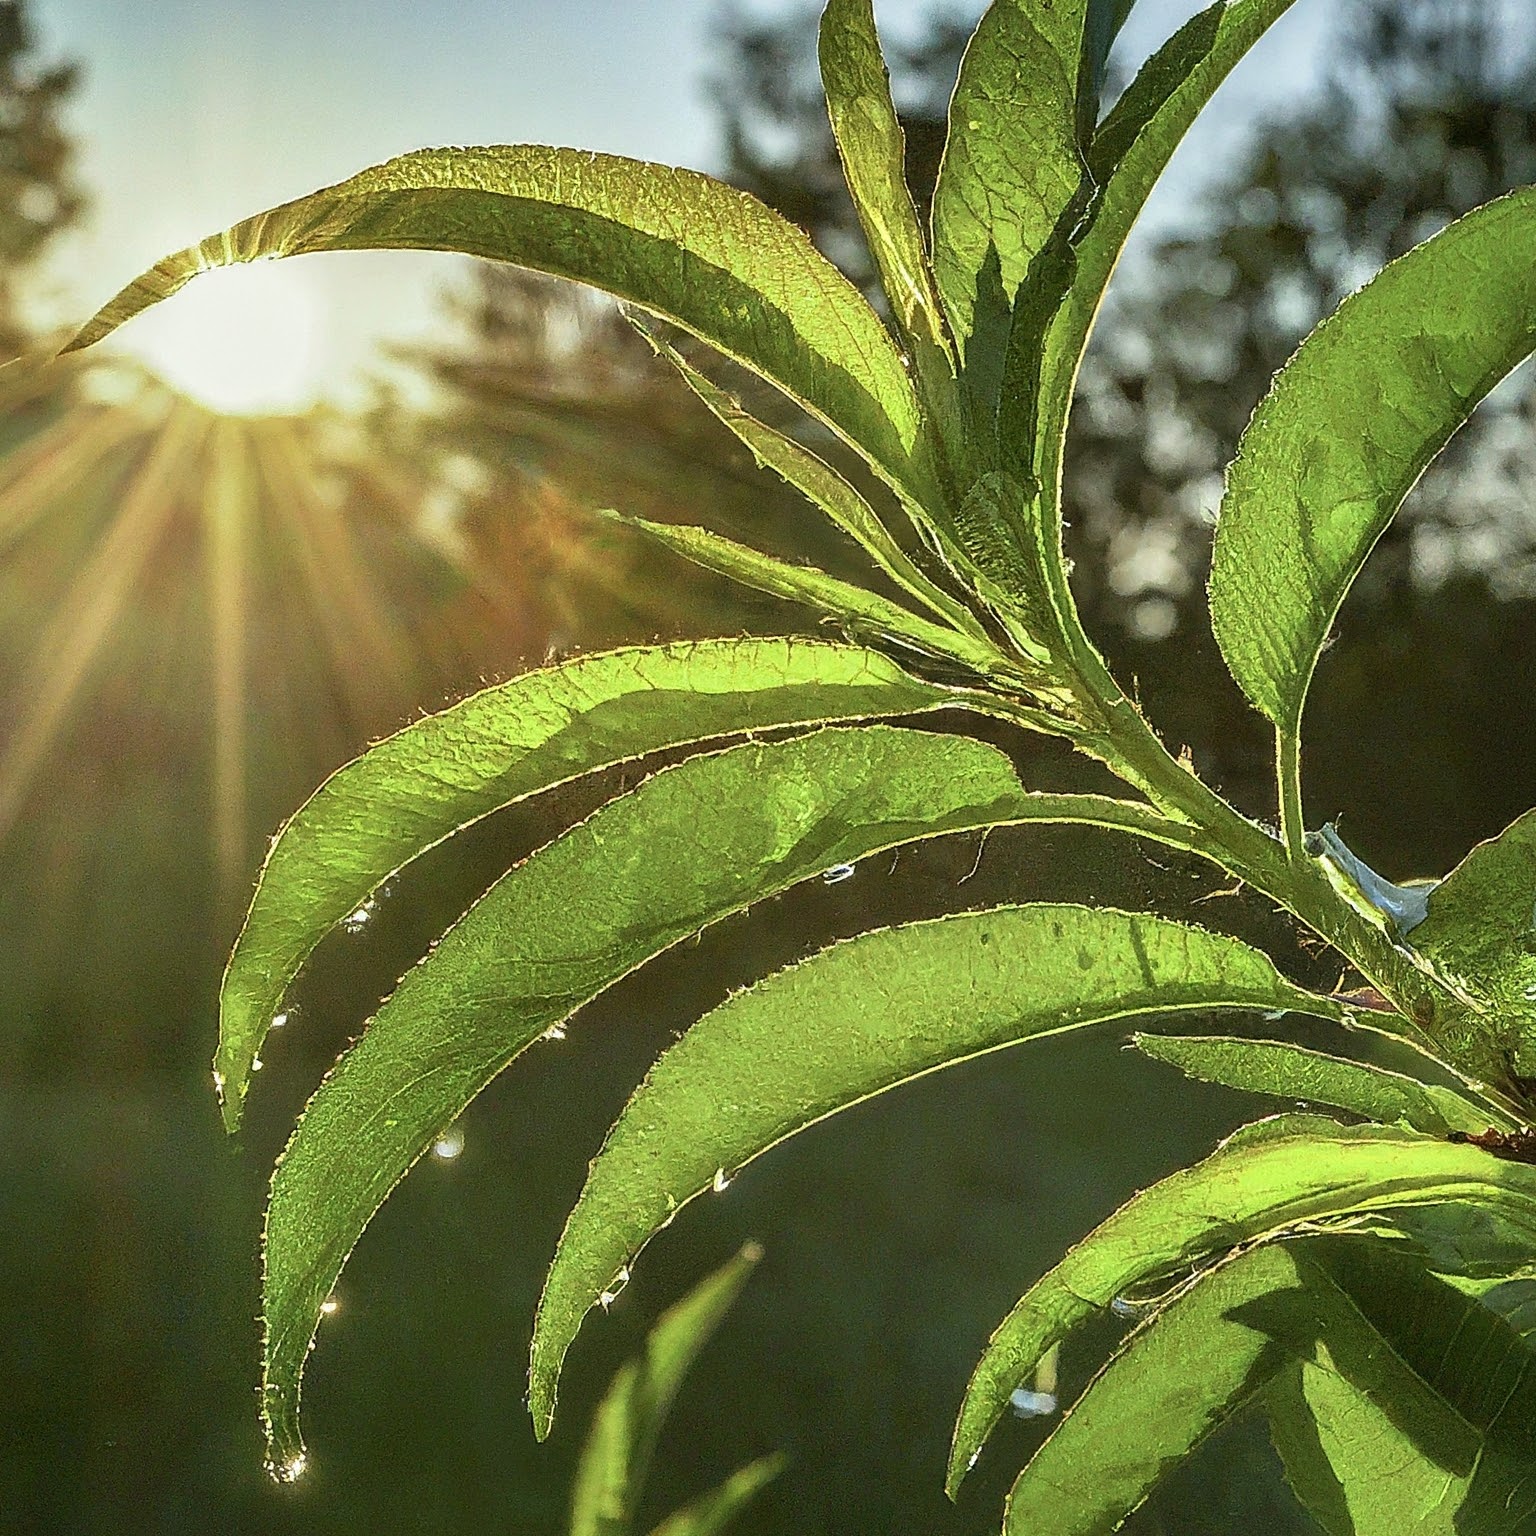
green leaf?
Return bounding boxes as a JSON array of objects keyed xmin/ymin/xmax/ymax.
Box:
[
  {"xmin": 1031, "ymin": 1, "xmax": 1300, "ymax": 495},
  {"xmin": 1412, "ymin": 809, "xmax": 1536, "ymax": 1057},
  {"xmin": 532, "ymin": 903, "xmax": 1338, "ymax": 1439},
  {"xmin": 1253, "ymin": 1237, "xmax": 1536, "ymax": 1535},
  {"xmin": 1132, "ymin": 1032, "xmax": 1498, "ymax": 1136},
  {"xmin": 932, "ymin": 0, "xmax": 1090, "ymax": 358},
  {"xmin": 948, "ymin": 1121, "xmax": 1536, "ymax": 1493},
  {"xmin": 1080, "ymin": 0, "xmax": 1138, "ymax": 127},
  {"xmin": 595, "ymin": 508, "xmax": 1029, "ymax": 688},
  {"xmin": 217, "ymin": 638, "xmax": 953, "ymax": 1130},
  {"xmin": 65, "ymin": 146, "xmax": 926, "ymax": 495},
  {"xmin": 1001, "ymin": 1244, "xmax": 1301, "ymax": 1534},
  {"xmin": 1267, "ymin": 1361, "xmax": 1469, "ymax": 1536},
  {"xmin": 817, "ymin": 0, "xmax": 955, "ymax": 396},
  {"xmin": 1210, "ymin": 187, "xmax": 1536, "ymax": 738},
  {"xmin": 636, "ymin": 330, "xmax": 976, "ymax": 634},
  {"xmin": 642, "ymin": 1456, "xmax": 787, "ymax": 1536},
  {"xmin": 571, "ymin": 1245, "xmax": 761, "ymax": 1536},
  {"xmin": 262, "ymin": 730, "xmax": 1185, "ymax": 1469}
]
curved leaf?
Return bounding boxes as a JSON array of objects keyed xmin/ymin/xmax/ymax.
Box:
[
  {"xmin": 571, "ymin": 1245, "xmax": 761, "ymax": 1536},
  {"xmin": 1257, "ymin": 1237, "xmax": 1536, "ymax": 1536},
  {"xmin": 638, "ymin": 331, "xmax": 975, "ymax": 633},
  {"xmin": 596, "ymin": 508, "xmax": 1028, "ymax": 687},
  {"xmin": 217, "ymin": 638, "xmax": 952, "ymax": 1129},
  {"xmin": 1002, "ymin": 1244, "xmax": 1302, "ymax": 1534},
  {"xmin": 260, "ymin": 731, "xmax": 1185, "ymax": 1467},
  {"xmin": 932, "ymin": 0, "xmax": 1090, "ymax": 358},
  {"xmin": 1413, "ymin": 808, "xmax": 1536, "ymax": 1052},
  {"xmin": 1210, "ymin": 187, "xmax": 1536, "ymax": 737},
  {"xmin": 948, "ymin": 1121, "xmax": 1536, "ymax": 1493},
  {"xmin": 1132, "ymin": 1032, "xmax": 1498, "ymax": 1136},
  {"xmin": 1030, "ymin": 0, "xmax": 1300, "ymax": 490},
  {"xmin": 66, "ymin": 146, "xmax": 926, "ymax": 493},
  {"xmin": 532, "ymin": 903, "xmax": 1338, "ymax": 1438},
  {"xmin": 818, "ymin": 0, "xmax": 954, "ymax": 389}
]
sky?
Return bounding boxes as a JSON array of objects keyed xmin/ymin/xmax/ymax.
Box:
[{"xmin": 28, "ymin": 0, "xmax": 1340, "ymax": 407}]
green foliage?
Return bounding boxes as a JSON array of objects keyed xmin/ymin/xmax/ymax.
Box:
[
  {"xmin": 568, "ymin": 1247, "xmax": 782, "ymax": 1536},
  {"xmin": 62, "ymin": 1, "xmax": 1536, "ymax": 1528}
]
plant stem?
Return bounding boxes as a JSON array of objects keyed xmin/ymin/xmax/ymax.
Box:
[{"xmin": 1277, "ymin": 727, "xmax": 1305, "ymax": 860}]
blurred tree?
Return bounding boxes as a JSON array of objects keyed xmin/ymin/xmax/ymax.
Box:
[
  {"xmin": 0, "ymin": 0, "xmax": 86, "ymax": 352},
  {"xmin": 712, "ymin": 0, "xmax": 1536, "ymax": 823}
]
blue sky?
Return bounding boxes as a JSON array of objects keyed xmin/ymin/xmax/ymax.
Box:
[{"xmin": 31, "ymin": 0, "xmax": 1338, "ymax": 401}]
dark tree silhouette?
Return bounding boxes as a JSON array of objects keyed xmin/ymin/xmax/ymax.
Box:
[{"xmin": 0, "ymin": 0, "xmax": 85, "ymax": 351}]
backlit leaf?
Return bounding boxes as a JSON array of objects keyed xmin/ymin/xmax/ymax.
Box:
[
  {"xmin": 66, "ymin": 146, "xmax": 927, "ymax": 495},
  {"xmin": 1255, "ymin": 1237, "xmax": 1536, "ymax": 1535},
  {"xmin": 1412, "ymin": 809, "xmax": 1536, "ymax": 1059},
  {"xmin": 596, "ymin": 508, "xmax": 1024, "ymax": 686},
  {"xmin": 1029, "ymin": 1, "xmax": 1299, "ymax": 501},
  {"xmin": 533, "ymin": 904, "xmax": 1337, "ymax": 1438},
  {"xmin": 932, "ymin": 0, "xmax": 1089, "ymax": 358},
  {"xmin": 818, "ymin": 0, "xmax": 955, "ymax": 398},
  {"xmin": 1210, "ymin": 187, "xmax": 1536, "ymax": 737},
  {"xmin": 217, "ymin": 638, "xmax": 953, "ymax": 1129},
  {"xmin": 949, "ymin": 1121, "xmax": 1536, "ymax": 1491},
  {"xmin": 1133, "ymin": 1032, "xmax": 1498, "ymax": 1136},
  {"xmin": 638, "ymin": 331, "xmax": 976, "ymax": 633},
  {"xmin": 262, "ymin": 730, "xmax": 1186, "ymax": 1466},
  {"xmin": 1001, "ymin": 1244, "xmax": 1301, "ymax": 1534}
]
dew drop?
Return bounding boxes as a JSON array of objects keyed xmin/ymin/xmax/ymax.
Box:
[
  {"xmin": 1009, "ymin": 1388, "xmax": 1058, "ymax": 1419},
  {"xmin": 320, "ymin": 1295, "xmax": 340, "ymax": 1316},
  {"xmin": 599, "ymin": 1265, "xmax": 632, "ymax": 1309},
  {"xmin": 251, "ymin": 1057, "xmax": 264, "ymax": 1072},
  {"xmin": 822, "ymin": 862, "xmax": 856, "ymax": 885},
  {"xmin": 274, "ymin": 1453, "xmax": 307, "ymax": 1484},
  {"xmin": 343, "ymin": 899, "xmax": 376, "ymax": 933},
  {"xmin": 271, "ymin": 1012, "xmax": 289, "ymax": 1029},
  {"xmin": 432, "ymin": 1124, "xmax": 465, "ymax": 1160}
]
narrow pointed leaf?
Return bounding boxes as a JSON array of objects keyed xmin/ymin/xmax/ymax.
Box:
[
  {"xmin": 597, "ymin": 509, "xmax": 1021, "ymax": 685},
  {"xmin": 640, "ymin": 333, "xmax": 976, "ymax": 633},
  {"xmin": 263, "ymin": 728, "xmax": 1167, "ymax": 1467},
  {"xmin": 1210, "ymin": 187, "xmax": 1536, "ymax": 736},
  {"xmin": 949, "ymin": 1121, "xmax": 1536, "ymax": 1492},
  {"xmin": 818, "ymin": 0, "xmax": 954, "ymax": 386},
  {"xmin": 643, "ymin": 1456, "xmax": 787, "ymax": 1536},
  {"xmin": 932, "ymin": 0, "xmax": 1090, "ymax": 356},
  {"xmin": 571, "ymin": 1246, "xmax": 761, "ymax": 1536},
  {"xmin": 1132, "ymin": 1032, "xmax": 1497, "ymax": 1136},
  {"xmin": 1413, "ymin": 808, "xmax": 1536, "ymax": 1048},
  {"xmin": 532, "ymin": 904, "xmax": 1339, "ymax": 1438},
  {"xmin": 217, "ymin": 638, "xmax": 954, "ymax": 1129},
  {"xmin": 1080, "ymin": 0, "xmax": 1138, "ymax": 125},
  {"xmin": 66, "ymin": 146, "xmax": 925, "ymax": 492},
  {"xmin": 1001, "ymin": 1244, "xmax": 1300, "ymax": 1534},
  {"xmin": 1030, "ymin": 0, "xmax": 1300, "ymax": 494}
]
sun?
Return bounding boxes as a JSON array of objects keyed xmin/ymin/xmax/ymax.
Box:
[{"xmin": 115, "ymin": 258, "xmax": 329, "ymax": 416}]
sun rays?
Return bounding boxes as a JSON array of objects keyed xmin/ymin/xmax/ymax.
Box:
[{"xmin": 0, "ymin": 368, "xmax": 474, "ymax": 913}]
